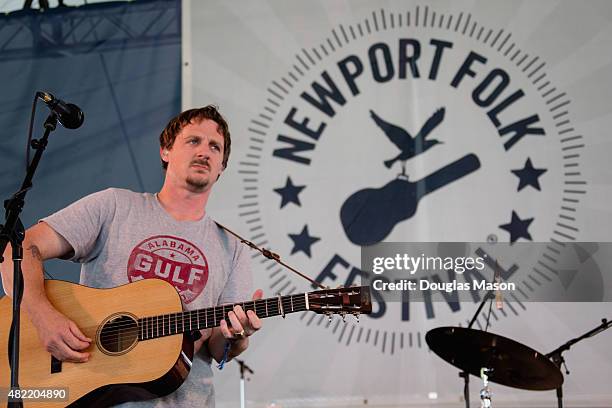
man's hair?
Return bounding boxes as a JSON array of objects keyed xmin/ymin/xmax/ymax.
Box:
[{"xmin": 159, "ymin": 105, "xmax": 231, "ymax": 170}]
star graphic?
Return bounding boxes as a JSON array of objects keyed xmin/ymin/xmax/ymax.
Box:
[
  {"xmin": 499, "ymin": 211, "xmax": 534, "ymax": 243},
  {"xmin": 288, "ymin": 225, "xmax": 320, "ymax": 258},
  {"xmin": 511, "ymin": 158, "xmax": 547, "ymax": 191},
  {"xmin": 274, "ymin": 176, "xmax": 306, "ymax": 208}
]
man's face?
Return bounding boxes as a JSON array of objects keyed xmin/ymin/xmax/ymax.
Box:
[{"xmin": 162, "ymin": 119, "xmax": 225, "ymax": 193}]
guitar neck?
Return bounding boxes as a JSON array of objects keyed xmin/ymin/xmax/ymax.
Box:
[{"xmin": 138, "ymin": 293, "xmax": 308, "ymax": 341}]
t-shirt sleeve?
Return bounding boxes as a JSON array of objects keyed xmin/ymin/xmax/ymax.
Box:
[
  {"xmin": 218, "ymin": 239, "xmax": 253, "ymax": 305},
  {"xmin": 40, "ymin": 188, "xmax": 117, "ymax": 263}
]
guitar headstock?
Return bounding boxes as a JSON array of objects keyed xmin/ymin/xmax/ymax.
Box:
[{"xmin": 307, "ymin": 286, "xmax": 372, "ymax": 319}]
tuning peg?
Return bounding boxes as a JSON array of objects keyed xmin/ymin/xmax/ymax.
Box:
[
  {"xmin": 353, "ymin": 312, "xmax": 360, "ymax": 323},
  {"xmin": 341, "ymin": 312, "xmax": 347, "ymax": 322},
  {"xmin": 327, "ymin": 312, "xmax": 333, "ymax": 322}
]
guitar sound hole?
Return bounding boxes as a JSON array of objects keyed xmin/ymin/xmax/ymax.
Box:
[{"xmin": 98, "ymin": 313, "xmax": 139, "ymax": 355}]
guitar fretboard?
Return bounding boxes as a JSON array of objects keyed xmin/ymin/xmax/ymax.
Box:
[{"xmin": 137, "ymin": 293, "xmax": 308, "ymax": 341}]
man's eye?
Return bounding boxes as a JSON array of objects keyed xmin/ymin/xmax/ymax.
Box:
[{"xmin": 211, "ymin": 144, "xmax": 220, "ymax": 151}]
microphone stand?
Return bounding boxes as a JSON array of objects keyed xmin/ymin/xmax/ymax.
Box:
[
  {"xmin": 236, "ymin": 359, "xmax": 254, "ymax": 408},
  {"xmin": 0, "ymin": 113, "xmax": 58, "ymax": 408},
  {"xmin": 460, "ymin": 290, "xmax": 495, "ymax": 408},
  {"xmin": 546, "ymin": 318, "xmax": 611, "ymax": 408}
]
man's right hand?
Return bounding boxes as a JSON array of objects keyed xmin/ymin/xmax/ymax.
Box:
[
  {"xmin": 0, "ymin": 222, "xmax": 88, "ymax": 362},
  {"xmin": 29, "ymin": 303, "xmax": 91, "ymax": 363}
]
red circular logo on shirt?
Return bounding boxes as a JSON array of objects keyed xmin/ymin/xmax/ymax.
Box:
[{"xmin": 127, "ymin": 235, "xmax": 209, "ymax": 304}]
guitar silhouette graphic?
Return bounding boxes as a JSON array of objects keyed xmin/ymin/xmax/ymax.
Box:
[
  {"xmin": 340, "ymin": 154, "xmax": 481, "ymax": 246},
  {"xmin": 370, "ymin": 108, "xmax": 445, "ymax": 173}
]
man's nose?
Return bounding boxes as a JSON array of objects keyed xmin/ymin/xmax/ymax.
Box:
[{"xmin": 196, "ymin": 146, "xmax": 211, "ymax": 159}]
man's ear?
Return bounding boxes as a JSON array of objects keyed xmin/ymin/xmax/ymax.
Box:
[{"xmin": 160, "ymin": 147, "xmax": 169, "ymax": 163}]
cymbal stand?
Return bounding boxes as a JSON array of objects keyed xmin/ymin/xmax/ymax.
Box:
[
  {"xmin": 546, "ymin": 318, "xmax": 611, "ymax": 408},
  {"xmin": 479, "ymin": 368, "xmax": 493, "ymax": 408},
  {"xmin": 459, "ymin": 290, "xmax": 495, "ymax": 408},
  {"xmin": 460, "ymin": 290, "xmax": 495, "ymax": 408}
]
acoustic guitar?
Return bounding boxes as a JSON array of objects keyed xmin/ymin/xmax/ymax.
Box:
[{"xmin": 0, "ymin": 279, "xmax": 372, "ymax": 407}]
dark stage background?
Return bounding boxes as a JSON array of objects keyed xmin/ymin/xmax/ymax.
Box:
[{"xmin": 0, "ymin": 0, "xmax": 181, "ymax": 284}]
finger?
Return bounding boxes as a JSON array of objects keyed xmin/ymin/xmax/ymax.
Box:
[
  {"xmin": 227, "ymin": 311, "xmax": 244, "ymax": 335},
  {"xmin": 219, "ymin": 318, "xmax": 233, "ymax": 339},
  {"xmin": 64, "ymin": 350, "xmax": 90, "ymax": 363},
  {"xmin": 62, "ymin": 330, "xmax": 90, "ymax": 351},
  {"xmin": 246, "ymin": 310, "xmax": 262, "ymax": 331},
  {"xmin": 69, "ymin": 321, "xmax": 92, "ymax": 343},
  {"xmin": 252, "ymin": 289, "xmax": 263, "ymax": 300},
  {"xmin": 55, "ymin": 342, "xmax": 89, "ymax": 363},
  {"xmin": 232, "ymin": 305, "xmax": 248, "ymax": 326}
]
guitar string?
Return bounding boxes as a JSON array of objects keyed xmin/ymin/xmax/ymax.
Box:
[
  {"xmin": 98, "ymin": 305, "xmax": 306, "ymax": 343},
  {"xmin": 92, "ymin": 297, "xmax": 309, "ymax": 335},
  {"xmin": 96, "ymin": 302, "xmax": 302, "ymax": 340},
  {"xmin": 96, "ymin": 300, "xmax": 313, "ymax": 343},
  {"xmin": 88, "ymin": 289, "xmax": 360, "ymax": 336},
  {"xmin": 98, "ymin": 302, "xmax": 355, "ymax": 345},
  {"xmin": 96, "ymin": 299, "xmax": 355, "ymax": 345},
  {"xmin": 95, "ymin": 299, "xmax": 314, "ymax": 333},
  {"xmin": 93, "ymin": 291, "xmax": 356, "ymax": 336},
  {"xmin": 95, "ymin": 291, "xmax": 360, "ymax": 342},
  {"xmin": 95, "ymin": 299, "xmax": 308, "ymax": 337},
  {"xmin": 96, "ymin": 295, "xmax": 361, "ymax": 342}
]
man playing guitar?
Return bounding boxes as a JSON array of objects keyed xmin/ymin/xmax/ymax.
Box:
[{"xmin": 1, "ymin": 106, "xmax": 262, "ymax": 407}]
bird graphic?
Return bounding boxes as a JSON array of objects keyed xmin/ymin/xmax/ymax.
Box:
[{"xmin": 370, "ymin": 108, "xmax": 446, "ymax": 173}]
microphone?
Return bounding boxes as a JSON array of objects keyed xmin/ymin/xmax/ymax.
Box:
[{"xmin": 36, "ymin": 91, "xmax": 84, "ymax": 129}]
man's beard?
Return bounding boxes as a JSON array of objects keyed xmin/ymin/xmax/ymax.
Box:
[{"xmin": 186, "ymin": 175, "xmax": 209, "ymax": 192}]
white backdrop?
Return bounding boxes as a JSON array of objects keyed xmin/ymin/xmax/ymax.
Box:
[{"xmin": 183, "ymin": 1, "xmax": 612, "ymax": 407}]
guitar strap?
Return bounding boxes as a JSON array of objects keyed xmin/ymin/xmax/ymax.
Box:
[{"xmin": 214, "ymin": 221, "xmax": 325, "ymax": 289}]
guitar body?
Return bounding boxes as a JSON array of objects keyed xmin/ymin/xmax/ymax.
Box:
[{"xmin": 0, "ymin": 279, "xmax": 193, "ymax": 407}]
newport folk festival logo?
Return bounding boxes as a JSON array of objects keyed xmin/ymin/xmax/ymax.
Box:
[{"xmin": 237, "ymin": 6, "xmax": 588, "ymax": 353}]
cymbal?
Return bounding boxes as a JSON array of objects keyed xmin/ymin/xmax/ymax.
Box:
[{"xmin": 426, "ymin": 327, "xmax": 563, "ymax": 391}]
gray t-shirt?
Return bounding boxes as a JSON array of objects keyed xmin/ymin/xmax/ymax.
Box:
[{"xmin": 42, "ymin": 188, "xmax": 252, "ymax": 407}]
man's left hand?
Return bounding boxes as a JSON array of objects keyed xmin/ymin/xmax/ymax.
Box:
[{"xmin": 219, "ymin": 289, "xmax": 263, "ymax": 342}]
